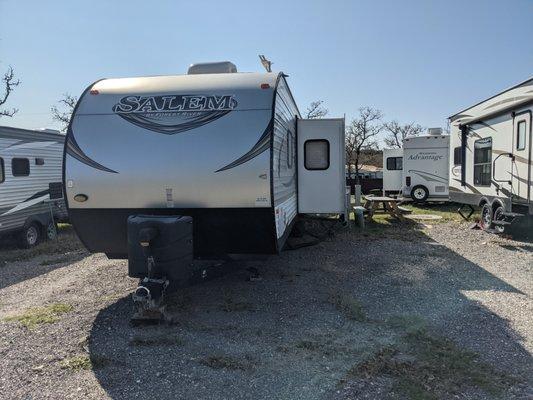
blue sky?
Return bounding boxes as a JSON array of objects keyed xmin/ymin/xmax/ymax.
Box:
[{"xmin": 0, "ymin": 0, "xmax": 532, "ymax": 136}]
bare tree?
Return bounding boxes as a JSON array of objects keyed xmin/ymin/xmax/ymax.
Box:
[
  {"xmin": 51, "ymin": 93, "xmax": 78, "ymax": 132},
  {"xmin": 383, "ymin": 121, "xmax": 424, "ymax": 148},
  {"xmin": 0, "ymin": 66, "xmax": 20, "ymax": 117},
  {"xmin": 305, "ymin": 100, "xmax": 328, "ymax": 119},
  {"xmin": 346, "ymin": 107, "xmax": 383, "ymax": 183}
]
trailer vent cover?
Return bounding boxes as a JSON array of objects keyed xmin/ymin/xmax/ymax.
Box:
[
  {"xmin": 435, "ymin": 185, "xmax": 446, "ymax": 193},
  {"xmin": 187, "ymin": 61, "xmax": 237, "ymax": 75}
]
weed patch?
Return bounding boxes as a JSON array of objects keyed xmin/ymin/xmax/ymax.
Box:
[
  {"xmin": 199, "ymin": 355, "xmax": 252, "ymax": 371},
  {"xmin": 129, "ymin": 334, "xmax": 183, "ymax": 347},
  {"xmin": 347, "ymin": 325, "xmax": 516, "ymax": 399},
  {"xmin": 3, "ymin": 303, "xmax": 73, "ymax": 329},
  {"xmin": 330, "ymin": 293, "xmax": 367, "ymax": 322},
  {"xmin": 59, "ymin": 355, "xmax": 91, "ymax": 371}
]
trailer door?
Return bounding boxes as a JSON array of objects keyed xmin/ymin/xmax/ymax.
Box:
[
  {"xmin": 512, "ymin": 112, "xmax": 532, "ymax": 208},
  {"xmin": 297, "ymin": 118, "xmax": 345, "ymax": 214}
]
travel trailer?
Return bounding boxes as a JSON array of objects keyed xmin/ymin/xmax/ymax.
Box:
[
  {"xmin": 382, "ymin": 129, "xmax": 449, "ymax": 203},
  {"xmin": 0, "ymin": 126, "xmax": 67, "ymax": 247},
  {"xmin": 64, "ymin": 61, "xmax": 346, "ymax": 297},
  {"xmin": 449, "ymin": 77, "xmax": 533, "ymax": 234}
]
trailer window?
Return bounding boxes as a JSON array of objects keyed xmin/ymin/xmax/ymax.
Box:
[
  {"xmin": 453, "ymin": 146, "xmax": 462, "ymax": 165},
  {"xmin": 0, "ymin": 158, "xmax": 4, "ymax": 183},
  {"xmin": 473, "ymin": 138, "xmax": 492, "ymax": 187},
  {"xmin": 386, "ymin": 157, "xmax": 402, "ymax": 170},
  {"xmin": 12, "ymin": 158, "xmax": 30, "ymax": 177},
  {"xmin": 304, "ymin": 139, "xmax": 329, "ymax": 170},
  {"xmin": 517, "ymin": 120, "xmax": 526, "ymax": 150}
]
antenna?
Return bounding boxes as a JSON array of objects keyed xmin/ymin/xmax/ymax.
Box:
[{"xmin": 258, "ymin": 55, "xmax": 272, "ymax": 72}]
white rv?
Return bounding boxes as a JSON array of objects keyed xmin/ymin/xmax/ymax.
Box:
[
  {"xmin": 382, "ymin": 129, "xmax": 449, "ymax": 203},
  {"xmin": 449, "ymin": 77, "xmax": 533, "ymax": 234},
  {"xmin": 64, "ymin": 62, "xmax": 346, "ymax": 265},
  {"xmin": 0, "ymin": 126, "xmax": 67, "ymax": 247}
]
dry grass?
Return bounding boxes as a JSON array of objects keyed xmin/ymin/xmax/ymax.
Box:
[{"xmin": 3, "ymin": 303, "xmax": 73, "ymax": 329}]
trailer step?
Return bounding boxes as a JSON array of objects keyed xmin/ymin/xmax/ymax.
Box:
[
  {"xmin": 492, "ymin": 220, "xmax": 512, "ymax": 226},
  {"xmin": 501, "ymin": 212, "xmax": 524, "ymax": 218}
]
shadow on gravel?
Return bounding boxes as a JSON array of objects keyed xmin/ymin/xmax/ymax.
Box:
[
  {"xmin": 88, "ymin": 222, "xmax": 532, "ymax": 400},
  {"xmin": 0, "ymin": 229, "xmax": 87, "ymax": 290}
]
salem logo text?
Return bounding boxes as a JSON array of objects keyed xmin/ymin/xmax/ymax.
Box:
[{"xmin": 112, "ymin": 94, "xmax": 237, "ymax": 134}]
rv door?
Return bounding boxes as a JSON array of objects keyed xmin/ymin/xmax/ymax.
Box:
[
  {"xmin": 297, "ymin": 118, "xmax": 345, "ymax": 214},
  {"xmin": 512, "ymin": 111, "xmax": 532, "ymax": 209}
]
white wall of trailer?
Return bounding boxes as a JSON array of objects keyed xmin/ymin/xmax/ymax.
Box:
[
  {"xmin": 402, "ymin": 134, "xmax": 449, "ymax": 200},
  {"xmin": 382, "ymin": 148, "xmax": 403, "ymax": 194}
]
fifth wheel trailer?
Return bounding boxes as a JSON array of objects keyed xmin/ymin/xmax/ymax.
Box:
[
  {"xmin": 449, "ymin": 77, "xmax": 533, "ymax": 235},
  {"xmin": 0, "ymin": 126, "xmax": 67, "ymax": 247},
  {"xmin": 64, "ymin": 61, "xmax": 347, "ymax": 291}
]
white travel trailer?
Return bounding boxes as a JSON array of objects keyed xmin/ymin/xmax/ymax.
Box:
[
  {"xmin": 382, "ymin": 129, "xmax": 449, "ymax": 203},
  {"xmin": 64, "ymin": 62, "xmax": 346, "ymax": 280},
  {"xmin": 0, "ymin": 126, "xmax": 67, "ymax": 247},
  {"xmin": 449, "ymin": 77, "xmax": 533, "ymax": 234}
]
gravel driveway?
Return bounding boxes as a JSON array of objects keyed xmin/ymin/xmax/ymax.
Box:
[{"xmin": 0, "ymin": 221, "xmax": 531, "ymax": 399}]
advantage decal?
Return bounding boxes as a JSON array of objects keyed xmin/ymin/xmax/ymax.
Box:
[{"xmin": 112, "ymin": 94, "xmax": 237, "ymax": 134}]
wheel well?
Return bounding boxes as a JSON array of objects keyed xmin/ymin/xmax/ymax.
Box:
[
  {"xmin": 491, "ymin": 199, "xmax": 505, "ymax": 211},
  {"xmin": 478, "ymin": 197, "xmax": 489, "ymax": 207}
]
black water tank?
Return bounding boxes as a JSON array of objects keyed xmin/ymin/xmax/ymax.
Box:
[{"xmin": 127, "ymin": 215, "xmax": 193, "ymax": 285}]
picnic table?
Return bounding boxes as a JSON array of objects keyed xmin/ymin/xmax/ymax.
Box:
[{"xmin": 363, "ymin": 196, "xmax": 407, "ymax": 221}]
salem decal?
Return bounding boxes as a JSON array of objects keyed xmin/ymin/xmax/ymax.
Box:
[{"xmin": 112, "ymin": 94, "xmax": 237, "ymax": 134}]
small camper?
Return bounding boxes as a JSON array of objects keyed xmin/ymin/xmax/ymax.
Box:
[
  {"xmin": 382, "ymin": 129, "xmax": 449, "ymax": 203},
  {"xmin": 0, "ymin": 126, "xmax": 67, "ymax": 247},
  {"xmin": 449, "ymin": 77, "xmax": 533, "ymax": 233},
  {"xmin": 65, "ymin": 62, "xmax": 346, "ymax": 289}
]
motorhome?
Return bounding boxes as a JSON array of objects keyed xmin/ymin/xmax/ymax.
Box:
[
  {"xmin": 0, "ymin": 126, "xmax": 67, "ymax": 247},
  {"xmin": 64, "ymin": 61, "xmax": 346, "ymax": 294},
  {"xmin": 449, "ymin": 77, "xmax": 533, "ymax": 234},
  {"xmin": 382, "ymin": 129, "xmax": 449, "ymax": 203}
]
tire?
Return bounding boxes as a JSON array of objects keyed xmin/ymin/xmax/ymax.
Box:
[
  {"xmin": 480, "ymin": 203, "xmax": 493, "ymax": 231},
  {"xmin": 410, "ymin": 185, "xmax": 429, "ymax": 204},
  {"xmin": 493, "ymin": 206, "xmax": 505, "ymax": 234},
  {"xmin": 20, "ymin": 223, "xmax": 40, "ymax": 248},
  {"xmin": 45, "ymin": 221, "xmax": 57, "ymax": 240}
]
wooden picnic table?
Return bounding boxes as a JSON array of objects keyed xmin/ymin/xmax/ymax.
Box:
[{"xmin": 363, "ymin": 196, "xmax": 406, "ymax": 221}]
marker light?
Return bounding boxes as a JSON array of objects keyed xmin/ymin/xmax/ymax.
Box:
[
  {"xmin": 260, "ymin": 83, "xmax": 270, "ymax": 89},
  {"xmin": 90, "ymin": 89, "xmax": 99, "ymax": 95}
]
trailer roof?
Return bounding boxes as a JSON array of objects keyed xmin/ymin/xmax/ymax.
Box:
[
  {"xmin": 0, "ymin": 125, "xmax": 65, "ymax": 141},
  {"xmin": 449, "ymin": 76, "xmax": 533, "ymax": 122}
]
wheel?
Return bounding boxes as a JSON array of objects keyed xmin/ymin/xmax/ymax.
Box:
[
  {"xmin": 45, "ymin": 220, "xmax": 57, "ymax": 240},
  {"xmin": 493, "ymin": 206, "xmax": 505, "ymax": 234},
  {"xmin": 20, "ymin": 223, "xmax": 40, "ymax": 248},
  {"xmin": 410, "ymin": 185, "xmax": 429, "ymax": 204},
  {"xmin": 480, "ymin": 203, "xmax": 493, "ymax": 231}
]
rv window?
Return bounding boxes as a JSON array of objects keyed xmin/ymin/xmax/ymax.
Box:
[
  {"xmin": 0, "ymin": 158, "xmax": 4, "ymax": 183},
  {"xmin": 386, "ymin": 157, "xmax": 402, "ymax": 170},
  {"xmin": 304, "ymin": 139, "xmax": 329, "ymax": 170},
  {"xmin": 12, "ymin": 158, "xmax": 30, "ymax": 177},
  {"xmin": 473, "ymin": 138, "xmax": 492, "ymax": 187},
  {"xmin": 517, "ymin": 121, "xmax": 526, "ymax": 150},
  {"xmin": 453, "ymin": 147, "xmax": 462, "ymax": 165}
]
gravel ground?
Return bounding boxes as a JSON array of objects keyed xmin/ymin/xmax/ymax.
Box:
[{"xmin": 0, "ymin": 221, "xmax": 531, "ymax": 400}]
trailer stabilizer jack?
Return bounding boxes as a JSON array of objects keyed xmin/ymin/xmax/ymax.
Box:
[{"xmin": 131, "ymin": 277, "xmax": 169, "ymax": 325}]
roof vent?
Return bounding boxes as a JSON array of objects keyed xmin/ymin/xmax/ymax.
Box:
[
  {"xmin": 428, "ymin": 127, "xmax": 443, "ymax": 135},
  {"xmin": 187, "ymin": 61, "xmax": 237, "ymax": 75}
]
